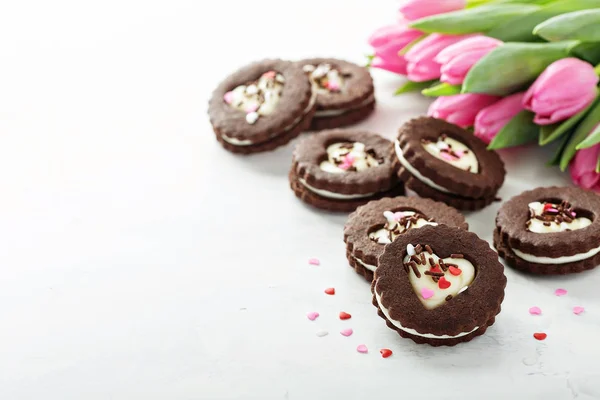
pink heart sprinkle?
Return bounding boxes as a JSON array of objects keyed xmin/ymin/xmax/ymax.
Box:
[
  {"xmin": 245, "ymin": 104, "xmax": 259, "ymax": 113},
  {"xmin": 327, "ymin": 81, "xmax": 340, "ymax": 91},
  {"xmin": 573, "ymin": 306, "xmax": 585, "ymax": 315},
  {"xmin": 223, "ymin": 91, "xmax": 234, "ymax": 104},
  {"xmin": 340, "ymin": 328, "xmax": 353, "ymax": 337},
  {"xmin": 393, "ymin": 212, "xmax": 405, "ymax": 221},
  {"xmin": 421, "ymin": 288, "xmax": 435, "ymax": 300},
  {"xmin": 555, "ymin": 288, "xmax": 568, "ymax": 296},
  {"xmin": 454, "ymin": 150, "xmax": 465, "ymax": 158},
  {"xmin": 529, "ymin": 306, "xmax": 542, "ymax": 315},
  {"xmin": 307, "ymin": 312, "xmax": 319, "ymax": 321},
  {"xmin": 262, "ymin": 70, "xmax": 276, "ymax": 79},
  {"xmin": 440, "ymin": 152, "xmax": 457, "ymax": 162},
  {"xmin": 356, "ymin": 344, "xmax": 368, "ymax": 354},
  {"xmin": 308, "ymin": 258, "xmax": 320, "ymax": 266}
]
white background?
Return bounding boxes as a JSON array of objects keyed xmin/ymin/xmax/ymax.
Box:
[{"xmin": 0, "ymin": 1, "xmax": 599, "ymax": 399}]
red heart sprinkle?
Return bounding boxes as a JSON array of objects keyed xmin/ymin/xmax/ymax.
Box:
[
  {"xmin": 533, "ymin": 332, "xmax": 547, "ymax": 341},
  {"xmin": 380, "ymin": 348, "xmax": 393, "ymax": 358},
  {"xmin": 543, "ymin": 203, "xmax": 553, "ymax": 211},
  {"xmin": 430, "ymin": 265, "xmax": 442, "ymax": 274},
  {"xmin": 339, "ymin": 312, "xmax": 351, "ymax": 320},
  {"xmin": 324, "ymin": 288, "xmax": 335, "ymax": 295},
  {"xmin": 448, "ymin": 266, "xmax": 462, "ymax": 276},
  {"xmin": 438, "ymin": 277, "xmax": 451, "ymax": 289}
]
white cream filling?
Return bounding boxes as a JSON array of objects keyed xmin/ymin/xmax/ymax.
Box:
[
  {"xmin": 298, "ymin": 178, "xmax": 376, "ymax": 200},
  {"xmin": 221, "ymin": 89, "xmax": 317, "ymax": 146},
  {"xmin": 422, "ymin": 137, "xmax": 479, "ymax": 173},
  {"xmin": 513, "ymin": 244, "xmax": 600, "ymax": 264},
  {"xmin": 375, "ymin": 290, "xmax": 479, "ymax": 339},
  {"xmin": 314, "ymin": 95, "xmax": 375, "ymax": 118},
  {"xmin": 394, "ymin": 140, "xmax": 451, "ymax": 194},
  {"xmin": 353, "ymin": 256, "xmax": 377, "ymax": 272}
]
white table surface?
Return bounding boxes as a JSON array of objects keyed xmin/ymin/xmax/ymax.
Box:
[{"xmin": 1, "ymin": 1, "xmax": 599, "ymax": 399}]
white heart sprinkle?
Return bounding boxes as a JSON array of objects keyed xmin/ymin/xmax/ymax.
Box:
[{"xmin": 246, "ymin": 112, "xmax": 259, "ymax": 124}]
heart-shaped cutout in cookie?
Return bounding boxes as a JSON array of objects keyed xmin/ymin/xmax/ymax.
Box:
[
  {"xmin": 404, "ymin": 244, "xmax": 476, "ymax": 310},
  {"xmin": 526, "ymin": 201, "xmax": 591, "ymax": 233},
  {"xmin": 223, "ymin": 71, "xmax": 285, "ymax": 125}
]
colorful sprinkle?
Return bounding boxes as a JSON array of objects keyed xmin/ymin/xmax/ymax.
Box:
[
  {"xmin": 407, "ymin": 244, "xmax": 416, "ymax": 256},
  {"xmin": 327, "ymin": 81, "xmax": 340, "ymax": 91},
  {"xmin": 316, "ymin": 330, "xmax": 329, "ymax": 337},
  {"xmin": 555, "ymin": 288, "xmax": 568, "ymax": 296},
  {"xmin": 339, "ymin": 312, "xmax": 352, "ymax": 320},
  {"xmin": 339, "ymin": 154, "xmax": 355, "ymax": 170},
  {"xmin": 245, "ymin": 112, "xmax": 259, "ymax": 124},
  {"xmin": 223, "ymin": 91, "xmax": 234, "ymax": 104},
  {"xmin": 393, "ymin": 212, "xmax": 405, "ymax": 221},
  {"xmin": 262, "ymin": 70, "xmax": 276, "ymax": 79},
  {"xmin": 533, "ymin": 332, "xmax": 547, "ymax": 341},
  {"xmin": 438, "ymin": 277, "xmax": 451, "ymax": 289},
  {"xmin": 543, "ymin": 203, "xmax": 554, "ymax": 211},
  {"xmin": 307, "ymin": 312, "xmax": 319, "ymax": 321},
  {"xmin": 421, "ymin": 288, "xmax": 434, "ymax": 299},
  {"xmin": 528, "ymin": 306, "xmax": 542, "ymax": 315},
  {"xmin": 573, "ymin": 306, "xmax": 585, "ymax": 315},
  {"xmin": 340, "ymin": 328, "xmax": 353, "ymax": 337},
  {"xmin": 380, "ymin": 348, "xmax": 393, "ymax": 358},
  {"xmin": 440, "ymin": 152, "xmax": 457, "ymax": 162},
  {"xmin": 245, "ymin": 103, "xmax": 259, "ymax": 113},
  {"xmin": 448, "ymin": 266, "xmax": 462, "ymax": 276},
  {"xmin": 356, "ymin": 344, "xmax": 368, "ymax": 354},
  {"xmin": 324, "ymin": 287, "xmax": 335, "ymax": 295},
  {"xmin": 308, "ymin": 258, "xmax": 320, "ymax": 266}
]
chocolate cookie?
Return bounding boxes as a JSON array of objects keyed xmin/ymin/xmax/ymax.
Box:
[
  {"xmin": 208, "ymin": 59, "xmax": 316, "ymax": 154},
  {"xmin": 495, "ymin": 186, "xmax": 600, "ymax": 275},
  {"xmin": 289, "ymin": 129, "xmax": 403, "ymax": 212},
  {"xmin": 344, "ymin": 197, "xmax": 468, "ymax": 281},
  {"xmin": 297, "ymin": 58, "xmax": 375, "ymax": 131},
  {"xmin": 393, "ymin": 117, "xmax": 505, "ymax": 211},
  {"xmin": 373, "ymin": 225, "xmax": 506, "ymax": 346}
]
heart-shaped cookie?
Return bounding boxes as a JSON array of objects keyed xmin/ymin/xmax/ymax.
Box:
[{"xmin": 404, "ymin": 245, "xmax": 476, "ymax": 310}]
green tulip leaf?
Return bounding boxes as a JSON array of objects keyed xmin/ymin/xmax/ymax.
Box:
[
  {"xmin": 596, "ymin": 151, "xmax": 600, "ymax": 173},
  {"xmin": 488, "ymin": 0, "xmax": 600, "ymax": 42},
  {"xmin": 539, "ymin": 100, "xmax": 597, "ymax": 145},
  {"xmin": 534, "ymin": 9, "xmax": 600, "ymax": 42},
  {"xmin": 571, "ymin": 42, "xmax": 600, "ymax": 65},
  {"xmin": 560, "ymin": 100, "xmax": 600, "ymax": 171},
  {"xmin": 463, "ymin": 41, "xmax": 576, "ymax": 96},
  {"xmin": 421, "ymin": 83, "xmax": 462, "ymax": 97},
  {"xmin": 394, "ymin": 80, "xmax": 437, "ymax": 96},
  {"xmin": 547, "ymin": 133, "xmax": 571, "ymax": 166},
  {"xmin": 409, "ymin": 4, "xmax": 541, "ymax": 34},
  {"xmin": 487, "ymin": 110, "xmax": 539, "ymax": 150},
  {"xmin": 576, "ymin": 119, "xmax": 600, "ymax": 149}
]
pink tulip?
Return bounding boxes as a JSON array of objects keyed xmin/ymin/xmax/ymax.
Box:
[
  {"xmin": 570, "ymin": 125, "xmax": 600, "ymax": 192},
  {"xmin": 428, "ymin": 93, "xmax": 501, "ymax": 128},
  {"xmin": 368, "ymin": 23, "xmax": 423, "ymax": 75},
  {"xmin": 399, "ymin": 0, "xmax": 466, "ymax": 21},
  {"xmin": 474, "ymin": 92, "xmax": 525, "ymax": 144},
  {"xmin": 405, "ymin": 34, "xmax": 473, "ymax": 82},
  {"xmin": 434, "ymin": 36, "xmax": 503, "ymax": 85},
  {"xmin": 523, "ymin": 58, "xmax": 599, "ymax": 125}
]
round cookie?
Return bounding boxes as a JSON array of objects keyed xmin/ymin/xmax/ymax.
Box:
[
  {"xmin": 495, "ymin": 186, "xmax": 600, "ymax": 275},
  {"xmin": 297, "ymin": 58, "xmax": 375, "ymax": 130},
  {"xmin": 344, "ymin": 197, "xmax": 468, "ymax": 281},
  {"xmin": 373, "ymin": 225, "xmax": 506, "ymax": 346},
  {"xmin": 392, "ymin": 117, "xmax": 505, "ymax": 210},
  {"xmin": 208, "ymin": 59, "xmax": 316, "ymax": 154},
  {"xmin": 289, "ymin": 129, "xmax": 403, "ymax": 212}
]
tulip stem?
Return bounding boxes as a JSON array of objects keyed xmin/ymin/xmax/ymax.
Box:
[{"xmin": 595, "ymin": 63, "xmax": 600, "ymax": 76}]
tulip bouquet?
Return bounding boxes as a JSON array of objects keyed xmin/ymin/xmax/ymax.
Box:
[{"xmin": 368, "ymin": 0, "xmax": 600, "ymax": 191}]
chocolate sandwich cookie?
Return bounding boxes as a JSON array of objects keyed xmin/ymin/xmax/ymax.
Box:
[
  {"xmin": 289, "ymin": 129, "xmax": 403, "ymax": 212},
  {"xmin": 208, "ymin": 59, "xmax": 316, "ymax": 154},
  {"xmin": 344, "ymin": 197, "xmax": 468, "ymax": 281},
  {"xmin": 495, "ymin": 186, "xmax": 600, "ymax": 275},
  {"xmin": 373, "ymin": 225, "xmax": 506, "ymax": 346},
  {"xmin": 298, "ymin": 58, "xmax": 375, "ymax": 131},
  {"xmin": 393, "ymin": 117, "xmax": 505, "ymax": 211}
]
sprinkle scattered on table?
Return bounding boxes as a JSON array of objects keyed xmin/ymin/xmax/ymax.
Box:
[
  {"xmin": 340, "ymin": 328, "xmax": 353, "ymax": 337},
  {"xmin": 573, "ymin": 306, "xmax": 585, "ymax": 315},
  {"xmin": 324, "ymin": 287, "xmax": 335, "ymax": 295},
  {"xmin": 554, "ymin": 288, "xmax": 567, "ymax": 296},
  {"xmin": 533, "ymin": 332, "xmax": 547, "ymax": 341},
  {"xmin": 380, "ymin": 348, "xmax": 393, "ymax": 358},
  {"xmin": 307, "ymin": 312, "xmax": 319, "ymax": 321},
  {"xmin": 356, "ymin": 344, "xmax": 368, "ymax": 354},
  {"xmin": 528, "ymin": 306, "xmax": 542, "ymax": 315},
  {"xmin": 339, "ymin": 311, "xmax": 351, "ymax": 320},
  {"xmin": 308, "ymin": 258, "xmax": 320, "ymax": 266},
  {"xmin": 316, "ymin": 330, "xmax": 328, "ymax": 337}
]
